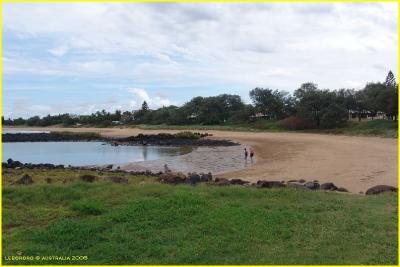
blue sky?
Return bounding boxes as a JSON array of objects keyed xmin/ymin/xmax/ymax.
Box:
[{"xmin": 3, "ymin": 2, "xmax": 398, "ymax": 118}]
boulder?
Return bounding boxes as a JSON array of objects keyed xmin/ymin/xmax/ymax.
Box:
[
  {"xmin": 214, "ymin": 177, "xmax": 231, "ymax": 186},
  {"xmin": 200, "ymin": 172, "xmax": 213, "ymax": 182},
  {"xmin": 298, "ymin": 179, "xmax": 306, "ymax": 183},
  {"xmin": 256, "ymin": 180, "xmax": 285, "ymax": 188},
  {"xmin": 6, "ymin": 159, "xmax": 23, "ymax": 169},
  {"xmin": 106, "ymin": 176, "xmax": 129, "ymax": 184},
  {"xmin": 320, "ymin": 182, "xmax": 338, "ymax": 191},
  {"xmin": 80, "ymin": 174, "xmax": 96, "ymax": 183},
  {"xmin": 187, "ymin": 172, "xmax": 201, "ymax": 185},
  {"xmin": 230, "ymin": 178, "xmax": 250, "ymax": 185},
  {"xmin": 158, "ymin": 172, "xmax": 187, "ymax": 184},
  {"xmin": 45, "ymin": 177, "xmax": 53, "ymax": 184},
  {"xmin": 15, "ymin": 174, "xmax": 33, "ymax": 185},
  {"xmin": 304, "ymin": 181, "xmax": 320, "ymax": 190},
  {"xmin": 366, "ymin": 185, "xmax": 398, "ymax": 195}
]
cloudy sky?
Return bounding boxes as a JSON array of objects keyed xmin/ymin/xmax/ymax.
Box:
[{"xmin": 3, "ymin": 2, "xmax": 398, "ymax": 118}]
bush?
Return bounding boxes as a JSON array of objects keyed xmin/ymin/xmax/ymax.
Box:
[
  {"xmin": 319, "ymin": 104, "xmax": 348, "ymax": 129},
  {"xmin": 278, "ymin": 116, "xmax": 311, "ymax": 130}
]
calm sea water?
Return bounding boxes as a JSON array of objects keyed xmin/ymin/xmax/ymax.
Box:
[{"xmin": 2, "ymin": 142, "xmax": 192, "ymax": 166}]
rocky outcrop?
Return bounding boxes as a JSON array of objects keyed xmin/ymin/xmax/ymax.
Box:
[
  {"xmin": 230, "ymin": 178, "xmax": 250, "ymax": 185},
  {"xmin": 3, "ymin": 132, "xmax": 236, "ymax": 147},
  {"xmin": 304, "ymin": 181, "xmax": 320, "ymax": 190},
  {"xmin": 320, "ymin": 182, "xmax": 338, "ymax": 191},
  {"xmin": 256, "ymin": 180, "xmax": 285, "ymax": 188},
  {"xmin": 214, "ymin": 177, "xmax": 231, "ymax": 186},
  {"xmin": 113, "ymin": 133, "xmax": 237, "ymax": 147},
  {"xmin": 3, "ymin": 132, "xmax": 101, "ymax": 142},
  {"xmin": 158, "ymin": 172, "xmax": 187, "ymax": 184},
  {"xmin": 366, "ymin": 185, "xmax": 398, "ymax": 195}
]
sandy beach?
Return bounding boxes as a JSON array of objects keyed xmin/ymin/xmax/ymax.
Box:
[{"xmin": 4, "ymin": 126, "xmax": 397, "ymax": 193}]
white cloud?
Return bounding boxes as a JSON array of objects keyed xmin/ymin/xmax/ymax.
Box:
[
  {"xmin": 3, "ymin": 2, "xmax": 398, "ymax": 117},
  {"xmin": 127, "ymin": 88, "xmax": 172, "ymax": 109},
  {"xmin": 49, "ymin": 45, "xmax": 69, "ymax": 57}
]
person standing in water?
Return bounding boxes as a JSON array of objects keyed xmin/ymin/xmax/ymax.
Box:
[
  {"xmin": 250, "ymin": 147, "xmax": 255, "ymax": 163},
  {"xmin": 244, "ymin": 148, "xmax": 248, "ymax": 160}
]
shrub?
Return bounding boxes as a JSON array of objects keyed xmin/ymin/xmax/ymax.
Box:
[
  {"xmin": 278, "ymin": 116, "xmax": 311, "ymax": 130},
  {"xmin": 319, "ymin": 104, "xmax": 348, "ymax": 129}
]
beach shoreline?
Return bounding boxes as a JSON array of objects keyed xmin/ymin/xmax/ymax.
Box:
[{"xmin": 3, "ymin": 126, "xmax": 397, "ymax": 193}]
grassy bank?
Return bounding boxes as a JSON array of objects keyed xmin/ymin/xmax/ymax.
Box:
[
  {"xmin": 2, "ymin": 168, "xmax": 397, "ymax": 265},
  {"xmin": 137, "ymin": 119, "xmax": 398, "ymax": 138}
]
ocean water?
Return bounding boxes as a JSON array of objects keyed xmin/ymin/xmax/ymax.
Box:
[{"xmin": 2, "ymin": 142, "xmax": 192, "ymax": 166}]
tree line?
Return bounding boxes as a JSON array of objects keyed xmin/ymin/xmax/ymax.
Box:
[{"xmin": 3, "ymin": 71, "xmax": 398, "ymax": 129}]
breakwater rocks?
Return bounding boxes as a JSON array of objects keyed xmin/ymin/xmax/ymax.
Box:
[
  {"xmin": 2, "ymin": 132, "xmax": 102, "ymax": 142},
  {"xmin": 111, "ymin": 133, "xmax": 237, "ymax": 146},
  {"xmin": 2, "ymin": 132, "xmax": 237, "ymax": 147},
  {"xmin": 3, "ymin": 158, "xmax": 161, "ymax": 176}
]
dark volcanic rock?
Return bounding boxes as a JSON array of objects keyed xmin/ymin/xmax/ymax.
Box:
[
  {"xmin": 256, "ymin": 180, "xmax": 285, "ymax": 188},
  {"xmin": 114, "ymin": 133, "xmax": 237, "ymax": 147},
  {"xmin": 158, "ymin": 172, "xmax": 187, "ymax": 184},
  {"xmin": 106, "ymin": 176, "xmax": 129, "ymax": 184},
  {"xmin": 320, "ymin": 182, "xmax": 338, "ymax": 191},
  {"xmin": 200, "ymin": 172, "xmax": 213, "ymax": 182},
  {"xmin": 3, "ymin": 132, "xmax": 237, "ymax": 147},
  {"xmin": 5, "ymin": 158, "xmax": 23, "ymax": 169},
  {"xmin": 230, "ymin": 178, "xmax": 250, "ymax": 185},
  {"xmin": 304, "ymin": 181, "xmax": 320, "ymax": 190},
  {"xmin": 3, "ymin": 132, "xmax": 101, "ymax": 142},
  {"xmin": 214, "ymin": 177, "xmax": 231, "ymax": 186},
  {"xmin": 187, "ymin": 172, "xmax": 201, "ymax": 185},
  {"xmin": 80, "ymin": 174, "xmax": 96, "ymax": 183},
  {"xmin": 15, "ymin": 174, "xmax": 33, "ymax": 185},
  {"xmin": 366, "ymin": 185, "xmax": 398, "ymax": 195}
]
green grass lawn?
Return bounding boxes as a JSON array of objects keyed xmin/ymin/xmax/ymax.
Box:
[
  {"xmin": 2, "ymin": 168, "xmax": 398, "ymax": 265},
  {"xmin": 135, "ymin": 119, "xmax": 398, "ymax": 138}
]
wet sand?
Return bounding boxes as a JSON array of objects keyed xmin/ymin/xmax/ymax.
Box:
[
  {"xmin": 120, "ymin": 144, "xmax": 252, "ymax": 175},
  {"xmin": 4, "ymin": 126, "xmax": 397, "ymax": 193}
]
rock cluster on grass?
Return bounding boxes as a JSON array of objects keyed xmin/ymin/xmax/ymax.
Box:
[
  {"xmin": 6, "ymin": 159, "xmax": 398, "ymax": 195},
  {"xmin": 3, "ymin": 159, "xmax": 64, "ymax": 170}
]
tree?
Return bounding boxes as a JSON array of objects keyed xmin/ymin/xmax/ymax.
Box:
[
  {"xmin": 384, "ymin": 71, "xmax": 398, "ymax": 120},
  {"xmin": 386, "ymin": 70, "xmax": 396, "ymax": 88},
  {"xmin": 141, "ymin": 101, "xmax": 149, "ymax": 111},
  {"xmin": 249, "ymin": 88, "xmax": 288, "ymax": 119},
  {"xmin": 294, "ymin": 83, "xmax": 348, "ymax": 128}
]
